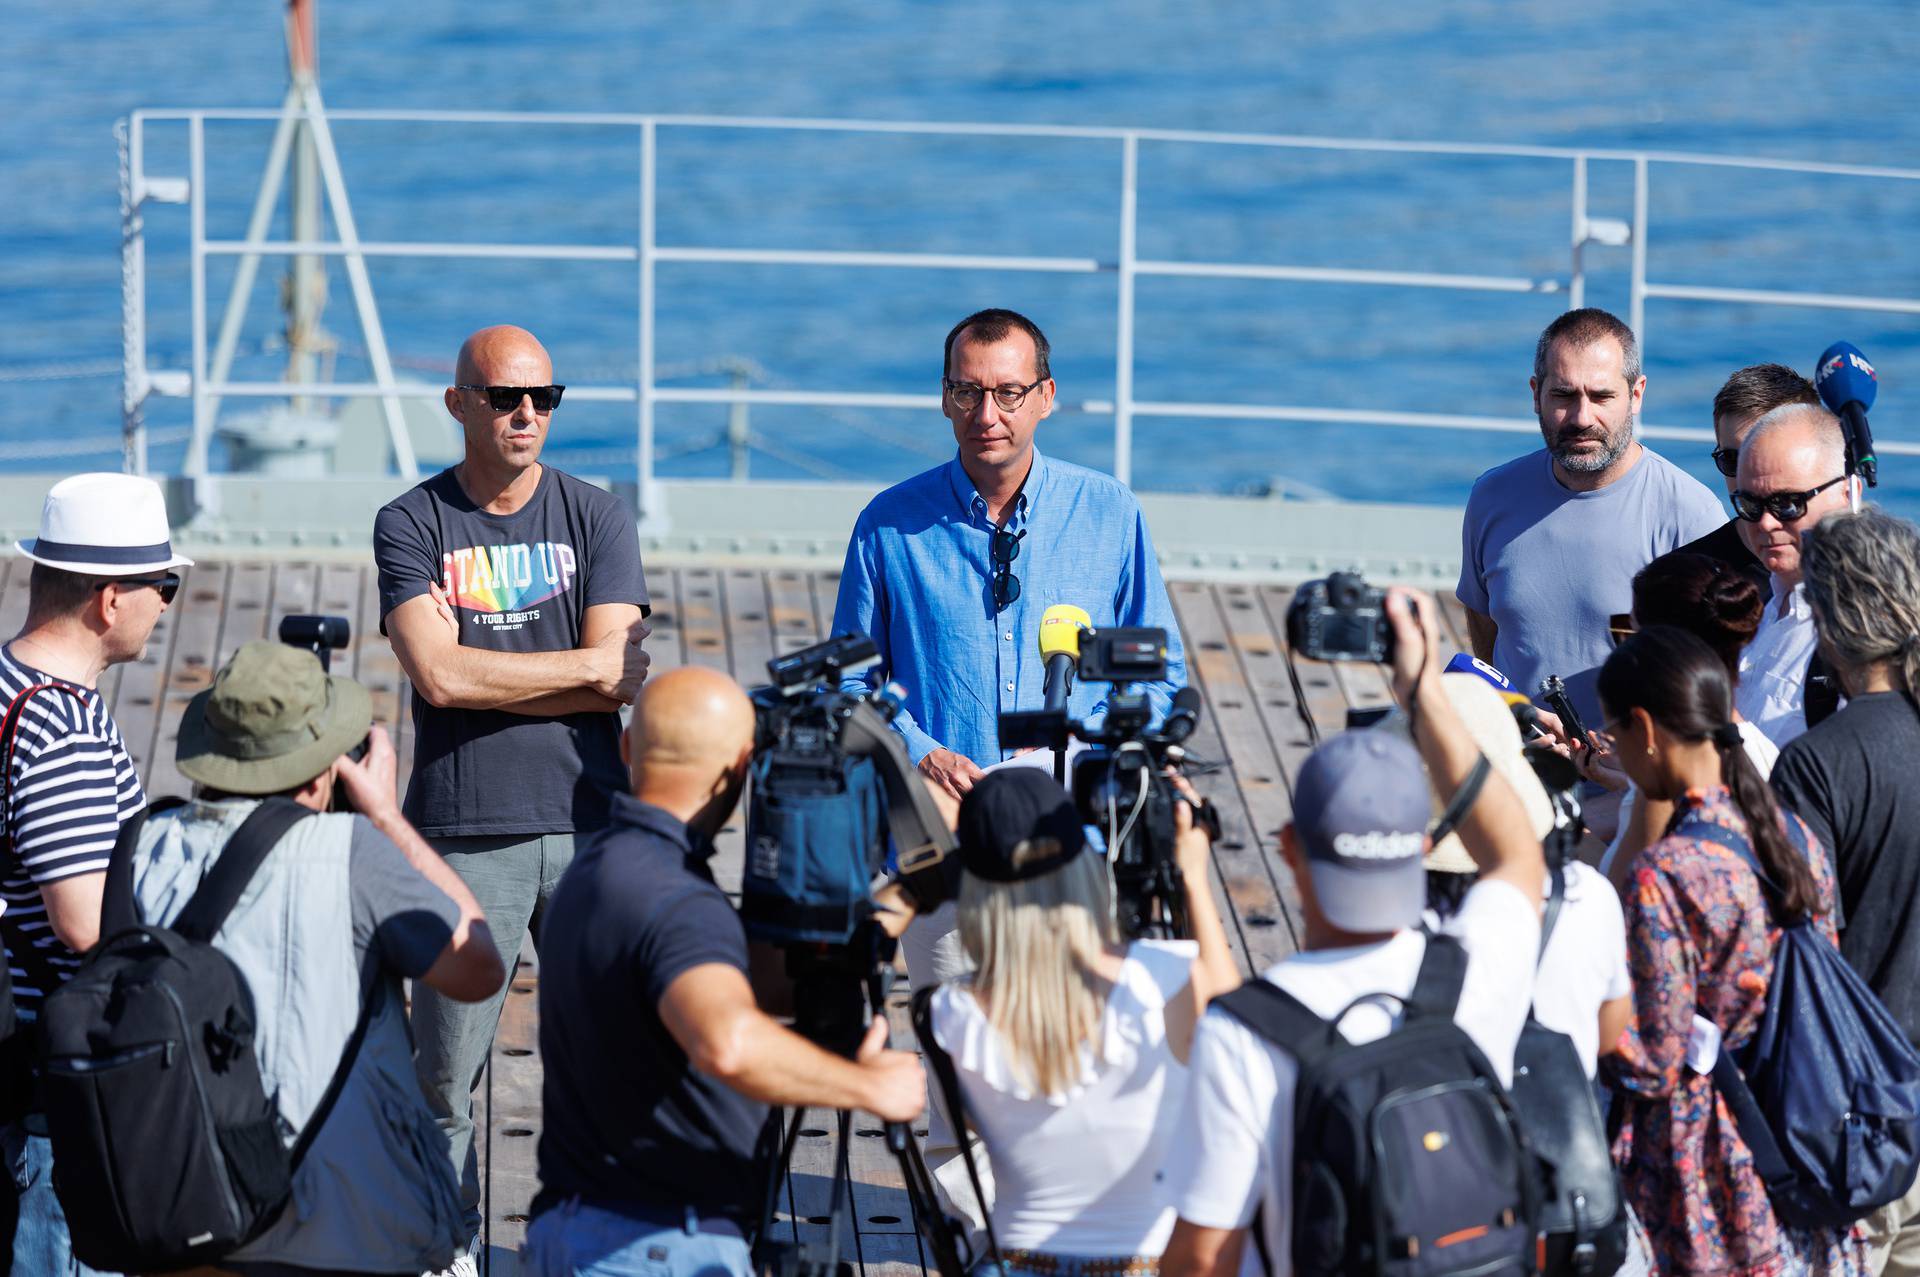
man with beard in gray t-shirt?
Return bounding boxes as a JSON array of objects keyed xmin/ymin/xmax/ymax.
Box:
[
  {"xmin": 1457, "ymin": 307, "xmax": 1723, "ymax": 732},
  {"xmin": 374, "ymin": 324, "xmax": 651, "ymax": 1271}
]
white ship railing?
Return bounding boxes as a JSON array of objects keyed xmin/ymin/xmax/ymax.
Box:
[{"xmin": 117, "ymin": 105, "xmax": 1920, "ymax": 521}]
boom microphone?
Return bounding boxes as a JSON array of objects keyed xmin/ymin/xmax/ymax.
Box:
[
  {"xmin": 1039, "ymin": 604, "xmax": 1092, "ymax": 714},
  {"xmin": 1815, "ymin": 341, "xmax": 1879, "ymax": 487}
]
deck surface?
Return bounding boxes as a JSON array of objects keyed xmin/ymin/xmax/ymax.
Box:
[{"xmin": 0, "ymin": 555, "xmax": 1475, "ymax": 1274}]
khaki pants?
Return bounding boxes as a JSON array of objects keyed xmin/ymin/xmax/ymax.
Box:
[{"xmin": 1866, "ymin": 1172, "xmax": 1920, "ymax": 1276}]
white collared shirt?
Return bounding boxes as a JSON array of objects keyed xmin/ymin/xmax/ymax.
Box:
[{"xmin": 1737, "ymin": 578, "xmax": 1818, "ymax": 748}]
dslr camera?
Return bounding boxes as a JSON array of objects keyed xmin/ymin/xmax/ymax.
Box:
[
  {"xmin": 999, "ymin": 628, "xmax": 1218, "ymax": 940},
  {"xmin": 1286, "ymin": 571, "xmax": 1393, "ymax": 663}
]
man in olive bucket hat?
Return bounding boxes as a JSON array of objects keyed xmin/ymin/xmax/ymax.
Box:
[{"xmin": 123, "ymin": 640, "xmax": 506, "ymax": 1274}]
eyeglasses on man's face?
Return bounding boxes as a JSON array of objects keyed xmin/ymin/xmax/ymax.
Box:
[
  {"xmin": 1710, "ymin": 445, "xmax": 1741, "ymax": 478},
  {"xmin": 991, "ymin": 528, "xmax": 1024, "ymax": 611},
  {"xmin": 1731, "ymin": 475, "xmax": 1846, "ymax": 523},
  {"xmin": 96, "ymin": 572, "xmax": 181, "ymax": 606},
  {"xmin": 944, "ymin": 378, "xmax": 1046, "ymax": 413},
  {"xmin": 455, "ymin": 384, "xmax": 566, "ymax": 413}
]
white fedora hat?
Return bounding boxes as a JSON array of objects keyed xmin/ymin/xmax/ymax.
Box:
[{"xmin": 14, "ymin": 472, "xmax": 194, "ymax": 576}]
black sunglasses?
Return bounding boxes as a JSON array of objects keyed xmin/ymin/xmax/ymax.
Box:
[
  {"xmin": 96, "ymin": 572, "xmax": 180, "ymax": 605},
  {"xmin": 991, "ymin": 528, "xmax": 1024, "ymax": 611},
  {"xmin": 1710, "ymin": 445, "xmax": 1741, "ymax": 478},
  {"xmin": 455, "ymin": 384, "xmax": 566, "ymax": 413},
  {"xmin": 1731, "ymin": 475, "xmax": 1847, "ymax": 523}
]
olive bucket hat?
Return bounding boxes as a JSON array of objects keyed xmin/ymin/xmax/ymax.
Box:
[{"xmin": 176, "ymin": 640, "xmax": 372, "ymax": 794}]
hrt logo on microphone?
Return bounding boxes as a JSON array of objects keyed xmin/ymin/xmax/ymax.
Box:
[{"xmin": 1818, "ymin": 349, "xmax": 1876, "ymax": 388}]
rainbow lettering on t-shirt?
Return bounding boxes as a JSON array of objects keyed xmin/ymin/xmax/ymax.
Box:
[{"xmin": 442, "ymin": 541, "xmax": 578, "ymax": 615}]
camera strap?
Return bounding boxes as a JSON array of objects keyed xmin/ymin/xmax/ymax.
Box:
[
  {"xmin": 1427, "ymin": 752, "xmax": 1491, "ymax": 846},
  {"xmin": 909, "ymin": 984, "xmax": 1007, "ymax": 1277}
]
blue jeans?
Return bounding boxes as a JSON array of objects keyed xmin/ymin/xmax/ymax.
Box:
[
  {"xmin": 3, "ymin": 1118, "xmax": 117, "ymax": 1277},
  {"xmin": 521, "ymin": 1201, "xmax": 751, "ymax": 1277},
  {"xmin": 411, "ymin": 831, "xmax": 575, "ymax": 1235}
]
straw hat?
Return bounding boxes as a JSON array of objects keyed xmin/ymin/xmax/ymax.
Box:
[{"xmin": 1424, "ymin": 672, "xmax": 1556, "ymax": 875}]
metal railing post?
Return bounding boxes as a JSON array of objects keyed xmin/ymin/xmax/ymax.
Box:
[
  {"xmin": 1630, "ymin": 156, "xmax": 1649, "ymax": 349},
  {"xmin": 637, "ymin": 120, "xmax": 659, "ymax": 529},
  {"xmin": 1568, "ymin": 155, "xmax": 1587, "ymax": 312},
  {"xmin": 206, "ymin": 84, "xmax": 301, "ymax": 430},
  {"xmin": 187, "ymin": 115, "xmax": 211, "ymax": 478},
  {"xmin": 118, "ymin": 118, "xmax": 148, "ymax": 476},
  {"xmin": 1114, "ymin": 133, "xmax": 1138, "ymax": 487}
]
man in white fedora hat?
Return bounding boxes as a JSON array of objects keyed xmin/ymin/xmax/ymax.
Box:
[{"xmin": 1, "ymin": 470, "xmax": 189, "ymax": 1273}]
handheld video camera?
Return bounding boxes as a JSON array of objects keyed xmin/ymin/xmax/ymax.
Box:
[
  {"xmin": 1286, "ymin": 571, "xmax": 1393, "ymax": 663},
  {"xmin": 998, "ymin": 628, "xmax": 1216, "ymax": 940}
]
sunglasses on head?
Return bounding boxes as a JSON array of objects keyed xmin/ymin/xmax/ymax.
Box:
[
  {"xmin": 991, "ymin": 528, "xmax": 1024, "ymax": 611},
  {"xmin": 1731, "ymin": 475, "xmax": 1847, "ymax": 523},
  {"xmin": 455, "ymin": 384, "xmax": 566, "ymax": 413},
  {"xmin": 96, "ymin": 572, "xmax": 181, "ymax": 605}
]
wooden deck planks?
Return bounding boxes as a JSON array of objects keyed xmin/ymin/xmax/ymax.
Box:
[{"xmin": 23, "ymin": 553, "xmax": 1415, "ymax": 1273}]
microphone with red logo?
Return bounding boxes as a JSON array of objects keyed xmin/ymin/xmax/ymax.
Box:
[{"xmin": 1815, "ymin": 341, "xmax": 1879, "ymax": 488}]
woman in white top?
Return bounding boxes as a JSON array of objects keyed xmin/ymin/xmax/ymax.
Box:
[
  {"xmin": 928, "ymin": 767, "xmax": 1239, "ymax": 1276},
  {"xmin": 1583, "ymin": 552, "xmax": 1777, "ymax": 891}
]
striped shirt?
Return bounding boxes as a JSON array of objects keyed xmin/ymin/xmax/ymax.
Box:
[{"xmin": 1, "ymin": 644, "xmax": 144, "ymax": 1019}]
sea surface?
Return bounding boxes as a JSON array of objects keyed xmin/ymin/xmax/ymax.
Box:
[{"xmin": 4, "ymin": 0, "xmax": 1919, "ymax": 517}]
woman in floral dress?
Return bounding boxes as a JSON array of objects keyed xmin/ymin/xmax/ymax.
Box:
[{"xmin": 1598, "ymin": 625, "xmax": 1870, "ymax": 1276}]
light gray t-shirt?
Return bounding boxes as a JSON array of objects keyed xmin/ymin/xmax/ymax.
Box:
[{"xmin": 1457, "ymin": 446, "xmax": 1724, "ymax": 726}]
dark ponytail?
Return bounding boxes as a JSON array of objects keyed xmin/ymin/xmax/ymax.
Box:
[{"xmin": 1598, "ymin": 625, "xmax": 1821, "ymax": 918}]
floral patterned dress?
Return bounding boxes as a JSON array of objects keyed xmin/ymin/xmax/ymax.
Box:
[{"xmin": 1605, "ymin": 786, "xmax": 1872, "ymax": 1277}]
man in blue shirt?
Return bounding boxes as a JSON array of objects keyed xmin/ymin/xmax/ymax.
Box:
[
  {"xmin": 832, "ymin": 308, "xmax": 1185, "ymax": 798},
  {"xmin": 832, "ymin": 308, "xmax": 1185, "ymax": 1018}
]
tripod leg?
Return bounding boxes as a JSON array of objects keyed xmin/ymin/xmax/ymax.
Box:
[{"xmin": 889, "ymin": 1121, "xmax": 970, "ymax": 1277}]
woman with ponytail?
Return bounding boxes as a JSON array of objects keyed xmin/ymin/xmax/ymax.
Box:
[
  {"xmin": 1599, "ymin": 625, "xmax": 1868, "ymax": 1276},
  {"xmin": 1770, "ymin": 509, "xmax": 1920, "ymax": 1271}
]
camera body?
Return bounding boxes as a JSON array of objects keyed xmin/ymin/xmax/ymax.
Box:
[
  {"xmin": 1286, "ymin": 572, "xmax": 1394, "ymax": 663},
  {"xmin": 743, "ymin": 633, "xmax": 955, "ymax": 1053},
  {"xmin": 997, "ymin": 627, "xmax": 1215, "ymax": 939}
]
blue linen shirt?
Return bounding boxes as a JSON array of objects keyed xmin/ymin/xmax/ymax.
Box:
[{"xmin": 831, "ymin": 448, "xmax": 1186, "ymax": 766}]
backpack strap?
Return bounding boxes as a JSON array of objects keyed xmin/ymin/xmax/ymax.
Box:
[
  {"xmin": 1537, "ymin": 862, "xmax": 1566, "ymax": 970},
  {"xmin": 1406, "ymin": 932, "xmax": 1468, "ymax": 1020},
  {"xmin": 1676, "ymin": 813, "xmax": 1812, "ymax": 925},
  {"xmin": 908, "ymin": 984, "xmax": 1006, "ymax": 1277},
  {"xmin": 1710, "ymin": 1043, "xmax": 1800, "ymax": 1205},
  {"xmin": 1212, "ymin": 977, "xmax": 1346, "ymax": 1072},
  {"xmin": 171, "ymin": 797, "xmax": 316, "ymax": 942}
]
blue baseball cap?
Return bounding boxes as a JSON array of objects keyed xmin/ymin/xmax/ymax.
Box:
[{"xmin": 1292, "ymin": 730, "xmax": 1431, "ymax": 933}]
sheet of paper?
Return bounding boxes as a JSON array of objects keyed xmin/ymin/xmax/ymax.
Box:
[{"xmin": 982, "ymin": 739, "xmax": 1091, "ymax": 776}]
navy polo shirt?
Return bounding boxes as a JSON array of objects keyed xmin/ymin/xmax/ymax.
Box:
[{"xmin": 533, "ymin": 793, "xmax": 766, "ymax": 1225}]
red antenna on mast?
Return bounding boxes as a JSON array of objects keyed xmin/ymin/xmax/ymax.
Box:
[{"xmin": 286, "ymin": 0, "xmax": 318, "ymax": 83}]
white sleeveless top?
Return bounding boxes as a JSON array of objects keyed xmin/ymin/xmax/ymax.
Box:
[{"xmin": 930, "ymin": 939, "xmax": 1197, "ymax": 1256}]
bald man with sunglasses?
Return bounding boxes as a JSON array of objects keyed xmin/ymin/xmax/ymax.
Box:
[
  {"xmin": 1731, "ymin": 403, "xmax": 1861, "ymax": 748},
  {"xmin": 373, "ymin": 324, "xmax": 651, "ymax": 1269}
]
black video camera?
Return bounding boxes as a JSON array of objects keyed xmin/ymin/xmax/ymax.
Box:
[
  {"xmin": 999, "ymin": 628, "xmax": 1216, "ymax": 940},
  {"xmin": 744, "ymin": 633, "xmax": 955, "ymax": 1053},
  {"xmin": 1286, "ymin": 571, "xmax": 1393, "ymax": 663}
]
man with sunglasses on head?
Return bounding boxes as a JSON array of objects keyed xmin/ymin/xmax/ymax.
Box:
[
  {"xmin": 373, "ymin": 324, "xmax": 650, "ymax": 1274},
  {"xmin": 1730, "ymin": 402, "xmax": 1860, "ymax": 748},
  {"xmin": 2, "ymin": 471, "xmax": 188, "ymax": 1274},
  {"xmin": 830, "ymin": 305, "xmax": 1184, "ymax": 1041},
  {"xmin": 1674, "ymin": 362, "xmax": 1822, "ymax": 589}
]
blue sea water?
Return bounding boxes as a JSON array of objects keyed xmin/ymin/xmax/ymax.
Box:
[{"xmin": 4, "ymin": 0, "xmax": 1919, "ymax": 516}]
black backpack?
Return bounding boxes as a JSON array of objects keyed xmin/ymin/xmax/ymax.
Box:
[
  {"xmin": 1215, "ymin": 934, "xmax": 1539, "ymax": 1277},
  {"xmin": 1684, "ymin": 815, "xmax": 1920, "ymax": 1229},
  {"xmin": 1506, "ymin": 864, "xmax": 1627, "ymax": 1275},
  {"xmin": 39, "ymin": 797, "xmax": 375, "ymax": 1273}
]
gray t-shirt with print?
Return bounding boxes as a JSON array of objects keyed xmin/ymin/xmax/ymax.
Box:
[{"xmin": 374, "ymin": 466, "xmax": 647, "ymax": 837}]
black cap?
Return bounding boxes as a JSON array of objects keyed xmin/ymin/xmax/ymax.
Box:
[{"xmin": 957, "ymin": 769, "xmax": 1087, "ymax": 883}]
